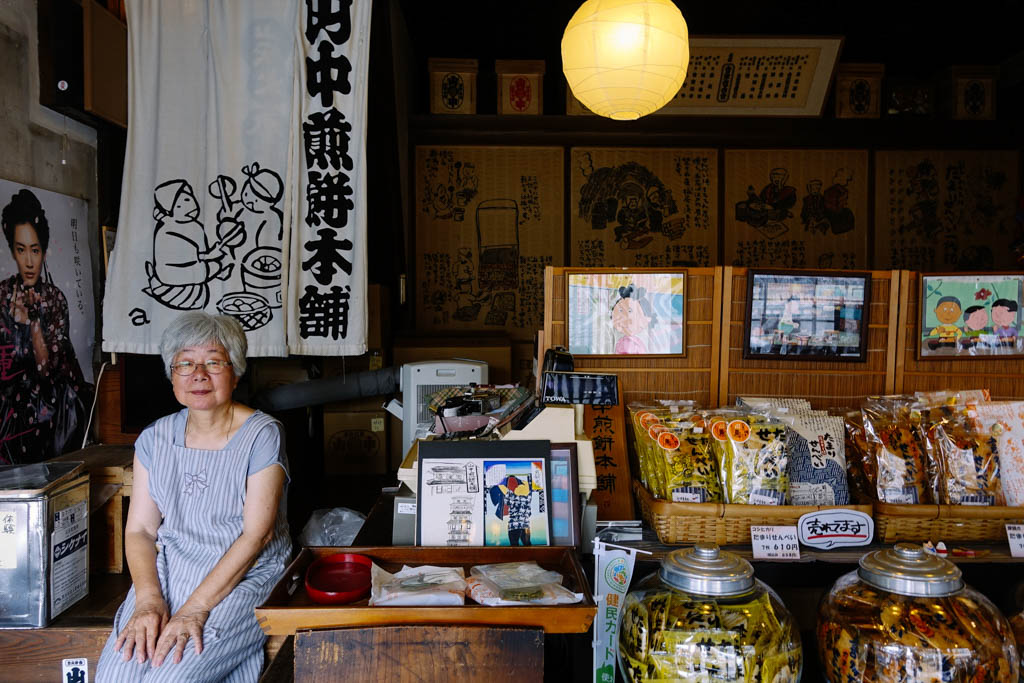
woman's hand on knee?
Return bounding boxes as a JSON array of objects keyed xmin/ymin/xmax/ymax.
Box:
[
  {"xmin": 115, "ymin": 596, "xmax": 170, "ymax": 664},
  {"xmin": 152, "ymin": 605, "xmax": 210, "ymax": 667}
]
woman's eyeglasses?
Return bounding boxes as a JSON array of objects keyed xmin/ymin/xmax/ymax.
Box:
[{"xmin": 170, "ymin": 360, "xmax": 233, "ymax": 376}]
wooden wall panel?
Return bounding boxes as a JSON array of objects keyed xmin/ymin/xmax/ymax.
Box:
[
  {"xmin": 720, "ymin": 268, "xmax": 899, "ymax": 408},
  {"xmin": 544, "ymin": 267, "xmax": 720, "ymax": 408},
  {"xmin": 897, "ymin": 271, "xmax": 1024, "ymax": 399}
]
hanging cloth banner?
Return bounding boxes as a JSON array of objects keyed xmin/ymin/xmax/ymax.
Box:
[
  {"xmin": 102, "ymin": 0, "xmax": 370, "ymax": 356},
  {"xmin": 290, "ymin": 0, "xmax": 370, "ymax": 353},
  {"xmin": 592, "ymin": 539, "xmax": 649, "ymax": 683}
]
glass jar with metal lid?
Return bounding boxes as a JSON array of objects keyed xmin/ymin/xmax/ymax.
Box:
[
  {"xmin": 618, "ymin": 543, "xmax": 802, "ymax": 682},
  {"xmin": 817, "ymin": 543, "xmax": 1019, "ymax": 682}
]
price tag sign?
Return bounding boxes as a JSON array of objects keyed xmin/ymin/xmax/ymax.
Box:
[
  {"xmin": 750, "ymin": 525, "xmax": 801, "ymax": 560},
  {"xmin": 1007, "ymin": 524, "xmax": 1024, "ymax": 558}
]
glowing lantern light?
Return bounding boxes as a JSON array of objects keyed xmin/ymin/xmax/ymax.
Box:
[{"xmin": 562, "ymin": 0, "xmax": 690, "ymax": 120}]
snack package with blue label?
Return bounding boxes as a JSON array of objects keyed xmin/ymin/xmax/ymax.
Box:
[{"xmin": 782, "ymin": 413, "xmax": 850, "ymax": 506}]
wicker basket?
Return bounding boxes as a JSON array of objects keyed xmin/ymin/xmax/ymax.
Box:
[
  {"xmin": 634, "ymin": 481, "xmax": 873, "ymax": 545},
  {"xmin": 873, "ymin": 502, "xmax": 1024, "ymax": 543}
]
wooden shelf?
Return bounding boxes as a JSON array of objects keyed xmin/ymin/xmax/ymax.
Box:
[
  {"xmin": 410, "ymin": 114, "xmax": 1022, "ymax": 148},
  {"xmin": 618, "ymin": 527, "xmax": 1024, "ymax": 565}
]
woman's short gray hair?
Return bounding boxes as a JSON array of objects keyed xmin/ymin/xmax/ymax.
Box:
[{"xmin": 160, "ymin": 312, "xmax": 248, "ymax": 379}]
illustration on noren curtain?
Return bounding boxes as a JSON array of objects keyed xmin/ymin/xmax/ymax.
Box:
[{"xmin": 143, "ymin": 164, "xmax": 284, "ymax": 331}]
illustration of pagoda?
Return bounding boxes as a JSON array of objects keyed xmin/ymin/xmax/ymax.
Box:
[{"xmin": 446, "ymin": 496, "xmax": 474, "ymax": 546}]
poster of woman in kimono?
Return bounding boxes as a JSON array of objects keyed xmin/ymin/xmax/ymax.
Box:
[{"xmin": 0, "ymin": 183, "xmax": 94, "ymax": 463}]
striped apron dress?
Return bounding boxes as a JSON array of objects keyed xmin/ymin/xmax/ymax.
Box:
[{"xmin": 97, "ymin": 410, "xmax": 292, "ymax": 682}]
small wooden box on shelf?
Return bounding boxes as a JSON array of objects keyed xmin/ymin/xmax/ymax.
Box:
[
  {"xmin": 428, "ymin": 58, "xmax": 478, "ymax": 114},
  {"xmin": 495, "ymin": 59, "xmax": 544, "ymax": 115},
  {"xmin": 50, "ymin": 444, "xmax": 134, "ymax": 573}
]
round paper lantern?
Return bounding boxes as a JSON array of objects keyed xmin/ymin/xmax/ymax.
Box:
[{"xmin": 562, "ymin": 0, "xmax": 689, "ymax": 120}]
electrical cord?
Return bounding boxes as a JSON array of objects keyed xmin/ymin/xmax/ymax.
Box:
[{"xmin": 81, "ymin": 361, "xmax": 108, "ymax": 449}]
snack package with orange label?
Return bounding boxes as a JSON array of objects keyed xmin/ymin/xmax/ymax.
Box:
[
  {"xmin": 629, "ymin": 403, "xmax": 720, "ymax": 502},
  {"xmin": 861, "ymin": 397, "xmax": 933, "ymax": 504},
  {"xmin": 708, "ymin": 410, "xmax": 789, "ymax": 505}
]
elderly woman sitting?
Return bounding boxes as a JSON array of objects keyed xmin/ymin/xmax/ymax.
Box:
[{"xmin": 97, "ymin": 312, "xmax": 291, "ymax": 682}]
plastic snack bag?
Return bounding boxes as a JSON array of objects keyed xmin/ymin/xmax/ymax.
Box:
[
  {"xmin": 783, "ymin": 412, "xmax": 850, "ymax": 506},
  {"xmin": 971, "ymin": 401, "xmax": 1024, "ymax": 507},
  {"xmin": 369, "ymin": 563, "xmax": 466, "ymax": 606},
  {"xmin": 709, "ymin": 410, "xmax": 789, "ymax": 505},
  {"xmin": 921, "ymin": 400, "xmax": 1004, "ymax": 505},
  {"xmin": 861, "ymin": 397, "xmax": 932, "ymax": 504}
]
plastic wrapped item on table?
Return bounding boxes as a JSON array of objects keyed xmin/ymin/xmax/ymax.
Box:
[
  {"xmin": 618, "ymin": 544, "xmax": 802, "ymax": 682},
  {"xmin": 817, "ymin": 544, "xmax": 1019, "ymax": 683},
  {"xmin": 708, "ymin": 409, "xmax": 789, "ymax": 505},
  {"xmin": 861, "ymin": 397, "xmax": 933, "ymax": 504},
  {"xmin": 919, "ymin": 399, "xmax": 1004, "ymax": 505},
  {"xmin": 369, "ymin": 563, "xmax": 466, "ymax": 606},
  {"xmin": 470, "ymin": 561, "xmax": 565, "ymax": 601},
  {"xmin": 299, "ymin": 507, "xmax": 367, "ymax": 547},
  {"xmin": 465, "ymin": 575, "xmax": 583, "ymax": 605}
]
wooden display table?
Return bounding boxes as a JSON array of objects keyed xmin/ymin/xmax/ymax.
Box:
[{"xmin": 0, "ymin": 573, "xmax": 130, "ymax": 681}]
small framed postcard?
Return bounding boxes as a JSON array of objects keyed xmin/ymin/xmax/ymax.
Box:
[
  {"xmin": 549, "ymin": 443, "xmax": 581, "ymax": 547},
  {"xmin": 566, "ymin": 268, "xmax": 686, "ymax": 357},
  {"xmin": 918, "ymin": 273, "xmax": 1024, "ymax": 359},
  {"xmin": 743, "ymin": 269, "xmax": 872, "ymax": 361},
  {"xmin": 416, "ymin": 440, "xmax": 552, "ymax": 547}
]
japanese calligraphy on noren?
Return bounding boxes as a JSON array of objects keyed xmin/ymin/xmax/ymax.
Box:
[
  {"xmin": 415, "ymin": 146, "xmax": 564, "ymax": 340},
  {"xmin": 296, "ymin": 0, "xmax": 369, "ymax": 353},
  {"xmin": 873, "ymin": 150, "xmax": 1019, "ymax": 270},
  {"xmin": 725, "ymin": 149, "xmax": 869, "ymax": 269},
  {"xmin": 571, "ymin": 148, "xmax": 717, "ymax": 268}
]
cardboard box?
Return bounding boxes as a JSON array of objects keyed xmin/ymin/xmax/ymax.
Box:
[
  {"xmin": 495, "ymin": 59, "xmax": 544, "ymax": 115},
  {"xmin": 323, "ymin": 407, "xmax": 389, "ymax": 475},
  {"xmin": 834, "ymin": 63, "xmax": 884, "ymax": 119},
  {"xmin": 428, "ymin": 58, "xmax": 478, "ymax": 114}
]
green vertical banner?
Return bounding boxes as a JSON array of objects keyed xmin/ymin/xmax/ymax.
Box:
[{"xmin": 593, "ymin": 539, "xmax": 648, "ymax": 683}]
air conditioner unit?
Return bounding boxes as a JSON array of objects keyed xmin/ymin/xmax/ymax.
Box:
[{"xmin": 397, "ymin": 360, "xmax": 488, "ymax": 457}]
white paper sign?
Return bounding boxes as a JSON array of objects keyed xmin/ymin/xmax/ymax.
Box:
[
  {"xmin": 0, "ymin": 508, "xmax": 17, "ymax": 570},
  {"xmin": 396, "ymin": 502, "xmax": 416, "ymax": 515},
  {"xmin": 750, "ymin": 525, "xmax": 800, "ymax": 560},
  {"xmin": 62, "ymin": 658, "xmax": 88, "ymax": 683},
  {"xmin": 51, "ymin": 500, "xmax": 89, "ymax": 617},
  {"xmin": 798, "ymin": 509, "xmax": 873, "ymax": 549},
  {"xmin": 1007, "ymin": 524, "xmax": 1024, "ymax": 558}
]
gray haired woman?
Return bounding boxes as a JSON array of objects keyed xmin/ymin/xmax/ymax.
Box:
[{"xmin": 96, "ymin": 312, "xmax": 291, "ymax": 682}]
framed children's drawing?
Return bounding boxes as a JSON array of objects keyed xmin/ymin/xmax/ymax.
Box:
[
  {"xmin": 566, "ymin": 268, "xmax": 686, "ymax": 358},
  {"xmin": 416, "ymin": 439, "xmax": 552, "ymax": 547},
  {"xmin": 918, "ymin": 273, "xmax": 1024, "ymax": 359},
  {"xmin": 549, "ymin": 442, "xmax": 581, "ymax": 547},
  {"xmin": 743, "ymin": 269, "xmax": 872, "ymax": 361}
]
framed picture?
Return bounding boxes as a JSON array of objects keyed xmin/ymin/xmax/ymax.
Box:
[
  {"xmin": 918, "ymin": 273, "xmax": 1024, "ymax": 359},
  {"xmin": 416, "ymin": 440, "xmax": 552, "ymax": 547},
  {"xmin": 566, "ymin": 268, "xmax": 686, "ymax": 357},
  {"xmin": 743, "ymin": 269, "xmax": 872, "ymax": 361},
  {"xmin": 653, "ymin": 37, "xmax": 843, "ymax": 117},
  {"xmin": 549, "ymin": 443, "xmax": 581, "ymax": 547}
]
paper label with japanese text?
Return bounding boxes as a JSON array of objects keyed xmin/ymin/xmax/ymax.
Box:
[
  {"xmin": 750, "ymin": 525, "xmax": 800, "ymax": 560},
  {"xmin": 51, "ymin": 500, "xmax": 88, "ymax": 617},
  {"xmin": 1007, "ymin": 524, "xmax": 1024, "ymax": 558},
  {"xmin": 0, "ymin": 507, "xmax": 17, "ymax": 569}
]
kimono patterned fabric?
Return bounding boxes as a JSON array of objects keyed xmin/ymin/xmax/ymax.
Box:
[{"xmin": 97, "ymin": 410, "xmax": 291, "ymax": 682}]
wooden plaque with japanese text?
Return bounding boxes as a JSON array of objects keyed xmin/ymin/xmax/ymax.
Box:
[{"xmin": 584, "ymin": 384, "xmax": 635, "ymax": 520}]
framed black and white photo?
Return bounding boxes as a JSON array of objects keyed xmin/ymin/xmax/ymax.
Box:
[{"xmin": 743, "ymin": 269, "xmax": 871, "ymax": 361}]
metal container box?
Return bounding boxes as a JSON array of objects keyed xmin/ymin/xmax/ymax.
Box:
[{"xmin": 0, "ymin": 462, "xmax": 90, "ymax": 628}]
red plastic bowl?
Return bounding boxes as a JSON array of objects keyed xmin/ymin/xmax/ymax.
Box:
[{"xmin": 305, "ymin": 553, "xmax": 373, "ymax": 605}]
